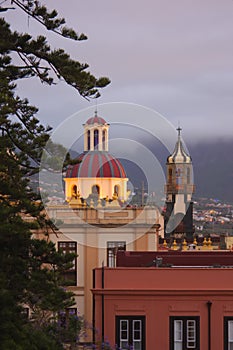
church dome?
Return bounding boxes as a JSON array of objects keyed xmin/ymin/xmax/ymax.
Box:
[
  {"xmin": 66, "ymin": 151, "xmax": 127, "ymax": 178},
  {"xmin": 85, "ymin": 115, "xmax": 107, "ymax": 125},
  {"xmin": 167, "ymin": 127, "xmax": 191, "ymax": 164}
]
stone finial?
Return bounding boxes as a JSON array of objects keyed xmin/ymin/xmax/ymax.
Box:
[
  {"xmin": 112, "ymin": 192, "xmax": 118, "ymax": 200},
  {"xmin": 172, "ymin": 239, "xmax": 178, "ymax": 250},
  {"xmin": 104, "ymin": 196, "xmax": 110, "ymax": 207},
  {"xmin": 69, "ymin": 190, "xmax": 82, "ymax": 208},
  {"xmin": 193, "ymin": 237, "xmax": 198, "ymax": 246},
  {"xmin": 97, "ymin": 198, "xmax": 102, "ymax": 208},
  {"xmin": 202, "ymin": 237, "xmax": 208, "ymax": 250},
  {"xmin": 207, "ymin": 237, "xmax": 212, "ymax": 250},
  {"xmin": 182, "ymin": 239, "xmax": 188, "ymax": 251}
]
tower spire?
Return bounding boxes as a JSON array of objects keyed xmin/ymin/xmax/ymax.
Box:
[{"xmin": 167, "ymin": 126, "xmax": 191, "ymax": 164}]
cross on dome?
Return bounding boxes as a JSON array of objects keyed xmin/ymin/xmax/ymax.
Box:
[
  {"xmin": 177, "ymin": 126, "xmax": 182, "ymax": 137},
  {"xmin": 167, "ymin": 127, "xmax": 191, "ymax": 164}
]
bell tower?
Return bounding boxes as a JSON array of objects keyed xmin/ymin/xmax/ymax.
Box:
[
  {"xmin": 83, "ymin": 110, "xmax": 109, "ymax": 152},
  {"xmin": 164, "ymin": 127, "xmax": 195, "ymax": 239}
]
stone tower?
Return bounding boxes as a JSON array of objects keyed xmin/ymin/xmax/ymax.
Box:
[{"xmin": 164, "ymin": 127, "xmax": 195, "ymax": 239}]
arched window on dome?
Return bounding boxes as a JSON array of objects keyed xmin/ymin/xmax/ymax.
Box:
[
  {"xmin": 72, "ymin": 185, "xmax": 77, "ymax": 198},
  {"xmin": 87, "ymin": 130, "xmax": 90, "ymax": 151},
  {"xmin": 94, "ymin": 129, "xmax": 99, "ymax": 149},
  {"xmin": 102, "ymin": 130, "xmax": 106, "ymax": 151},
  {"xmin": 114, "ymin": 185, "xmax": 119, "ymax": 196},
  {"xmin": 92, "ymin": 184, "xmax": 100, "ymax": 195}
]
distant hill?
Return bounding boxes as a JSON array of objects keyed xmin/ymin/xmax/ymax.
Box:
[
  {"xmin": 188, "ymin": 139, "xmax": 233, "ymax": 203},
  {"xmin": 119, "ymin": 137, "xmax": 233, "ymax": 204}
]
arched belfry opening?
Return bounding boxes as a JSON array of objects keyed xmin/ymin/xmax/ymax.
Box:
[
  {"xmin": 102, "ymin": 129, "xmax": 106, "ymax": 151},
  {"xmin": 87, "ymin": 130, "xmax": 90, "ymax": 151},
  {"xmin": 94, "ymin": 129, "xmax": 99, "ymax": 149}
]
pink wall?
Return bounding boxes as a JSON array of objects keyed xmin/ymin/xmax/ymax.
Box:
[{"xmin": 93, "ymin": 267, "xmax": 233, "ymax": 349}]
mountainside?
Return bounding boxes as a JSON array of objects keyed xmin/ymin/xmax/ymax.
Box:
[
  {"xmin": 188, "ymin": 139, "xmax": 233, "ymax": 203},
  {"xmin": 119, "ymin": 138, "xmax": 233, "ymax": 204}
]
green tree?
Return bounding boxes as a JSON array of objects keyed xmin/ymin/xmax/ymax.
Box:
[{"xmin": 0, "ymin": 1, "xmax": 110, "ymax": 348}]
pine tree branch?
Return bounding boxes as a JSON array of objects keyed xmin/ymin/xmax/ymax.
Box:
[{"xmin": 11, "ymin": 0, "xmax": 87, "ymax": 41}]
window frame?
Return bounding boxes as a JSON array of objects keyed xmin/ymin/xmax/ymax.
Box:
[
  {"xmin": 59, "ymin": 307, "xmax": 77, "ymax": 329},
  {"xmin": 58, "ymin": 241, "xmax": 77, "ymax": 285},
  {"xmin": 224, "ymin": 317, "xmax": 233, "ymax": 350},
  {"xmin": 107, "ymin": 241, "xmax": 126, "ymax": 268},
  {"xmin": 116, "ymin": 316, "xmax": 145, "ymax": 350},
  {"xmin": 170, "ymin": 316, "xmax": 200, "ymax": 350}
]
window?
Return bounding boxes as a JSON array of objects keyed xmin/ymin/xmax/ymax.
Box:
[
  {"xmin": 92, "ymin": 184, "xmax": 100, "ymax": 195},
  {"xmin": 58, "ymin": 242, "xmax": 77, "ymax": 285},
  {"xmin": 94, "ymin": 129, "xmax": 99, "ymax": 148},
  {"xmin": 187, "ymin": 168, "xmax": 191, "ymax": 184},
  {"xmin": 169, "ymin": 168, "xmax": 173, "ymax": 183},
  {"xmin": 87, "ymin": 130, "xmax": 90, "ymax": 150},
  {"xmin": 170, "ymin": 316, "xmax": 200, "ymax": 350},
  {"xmin": 114, "ymin": 185, "xmax": 119, "ymax": 196},
  {"xmin": 224, "ymin": 317, "xmax": 233, "ymax": 350},
  {"xmin": 116, "ymin": 316, "xmax": 145, "ymax": 350},
  {"xmin": 107, "ymin": 241, "xmax": 126, "ymax": 267},
  {"xmin": 102, "ymin": 129, "xmax": 106, "ymax": 150},
  {"xmin": 59, "ymin": 308, "xmax": 77, "ymax": 328},
  {"xmin": 72, "ymin": 185, "xmax": 77, "ymax": 198},
  {"xmin": 58, "ymin": 308, "xmax": 78, "ymax": 343},
  {"xmin": 176, "ymin": 168, "xmax": 182, "ymax": 185}
]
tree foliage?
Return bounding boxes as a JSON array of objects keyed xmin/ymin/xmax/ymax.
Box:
[{"xmin": 0, "ymin": 1, "xmax": 110, "ymax": 348}]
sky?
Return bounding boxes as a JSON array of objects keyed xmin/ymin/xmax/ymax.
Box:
[{"xmin": 4, "ymin": 0, "xmax": 233, "ymax": 142}]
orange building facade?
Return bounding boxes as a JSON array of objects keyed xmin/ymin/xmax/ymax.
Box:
[{"xmin": 93, "ymin": 252, "xmax": 233, "ymax": 349}]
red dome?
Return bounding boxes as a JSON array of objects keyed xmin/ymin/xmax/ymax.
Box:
[
  {"xmin": 85, "ymin": 116, "xmax": 107, "ymax": 125},
  {"xmin": 66, "ymin": 152, "xmax": 127, "ymax": 178}
]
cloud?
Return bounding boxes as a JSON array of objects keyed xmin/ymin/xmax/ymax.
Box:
[{"xmin": 5, "ymin": 0, "xmax": 233, "ymax": 141}]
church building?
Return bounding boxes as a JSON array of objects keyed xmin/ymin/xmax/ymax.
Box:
[{"xmin": 41, "ymin": 112, "xmax": 162, "ymax": 338}]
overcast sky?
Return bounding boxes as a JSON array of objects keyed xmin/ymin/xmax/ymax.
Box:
[{"xmin": 4, "ymin": 0, "xmax": 233, "ymax": 142}]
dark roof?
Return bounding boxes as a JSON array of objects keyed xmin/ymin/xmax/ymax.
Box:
[
  {"xmin": 116, "ymin": 250, "xmax": 233, "ymax": 267},
  {"xmin": 85, "ymin": 116, "xmax": 107, "ymax": 125}
]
